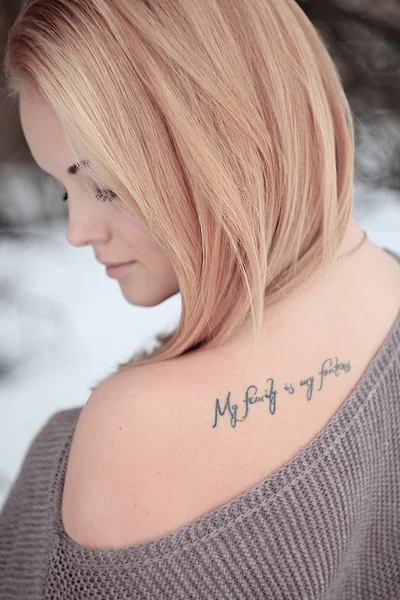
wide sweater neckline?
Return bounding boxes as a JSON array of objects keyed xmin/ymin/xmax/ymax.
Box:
[{"xmin": 50, "ymin": 247, "xmax": 400, "ymax": 568}]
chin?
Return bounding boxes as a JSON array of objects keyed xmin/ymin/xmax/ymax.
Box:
[{"xmin": 122, "ymin": 287, "xmax": 179, "ymax": 307}]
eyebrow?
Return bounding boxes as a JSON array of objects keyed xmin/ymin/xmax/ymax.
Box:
[{"xmin": 67, "ymin": 159, "xmax": 90, "ymax": 174}]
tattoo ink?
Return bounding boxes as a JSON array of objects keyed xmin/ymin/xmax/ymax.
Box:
[
  {"xmin": 317, "ymin": 357, "xmax": 351, "ymax": 392},
  {"xmin": 212, "ymin": 355, "xmax": 351, "ymax": 428},
  {"xmin": 212, "ymin": 378, "xmax": 277, "ymax": 428}
]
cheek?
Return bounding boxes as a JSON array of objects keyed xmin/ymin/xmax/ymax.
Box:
[
  {"xmin": 119, "ymin": 221, "xmax": 173, "ymax": 270},
  {"xmin": 136, "ymin": 237, "xmax": 177, "ymax": 282},
  {"xmin": 145, "ymin": 248, "xmax": 177, "ymax": 280},
  {"xmin": 118, "ymin": 219, "xmax": 155, "ymax": 252}
]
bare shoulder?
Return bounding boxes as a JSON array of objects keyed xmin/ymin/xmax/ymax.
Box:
[{"xmin": 61, "ymin": 361, "xmax": 187, "ymax": 550}]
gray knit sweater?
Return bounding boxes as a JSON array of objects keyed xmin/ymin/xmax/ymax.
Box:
[{"xmin": 1, "ymin": 247, "xmax": 400, "ymax": 600}]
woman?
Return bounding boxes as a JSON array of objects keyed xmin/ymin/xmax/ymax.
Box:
[{"xmin": 1, "ymin": 0, "xmax": 399, "ymax": 598}]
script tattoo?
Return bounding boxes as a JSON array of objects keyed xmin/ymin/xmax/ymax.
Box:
[{"xmin": 212, "ymin": 356, "xmax": 351, "ymax": 428}]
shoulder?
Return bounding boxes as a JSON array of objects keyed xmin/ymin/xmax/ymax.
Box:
[
  {"xmin": 20, "ymin": 407, "xmax": 82, "ymax": 469},
  {"xmin": 1, "ymin": 407, "xmax": 81, "ymax": 524},
  {"xmin": 60, "ymin": 361, "xmax": 189, "ymax": 549}
]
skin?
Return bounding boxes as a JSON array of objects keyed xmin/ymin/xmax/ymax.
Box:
[
  {"xmin": 18, "ymin": 91, "xmax": 180, "ymax": 308},
  {"xmin": 16, "ymin": 90, "xmax": 400, "ymax": 552}
]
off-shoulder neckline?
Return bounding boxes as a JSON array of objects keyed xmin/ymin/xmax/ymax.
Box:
[{"xmin": 50, "ymin": 247, "xmax": 400, "ymax": 568}]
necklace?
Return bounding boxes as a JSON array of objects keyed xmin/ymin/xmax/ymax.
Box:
[{"xmin": 334, "ymin": 229, "xmax": 368, "ymax": 265}]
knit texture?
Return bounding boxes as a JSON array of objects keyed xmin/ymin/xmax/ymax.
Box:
[{"xmin": 1, "ymin": 247, "xmax": 399, "ymax": 600}]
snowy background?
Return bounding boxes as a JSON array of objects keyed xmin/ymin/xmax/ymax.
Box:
[{"xmin": 0, "ymin": 213, "xmax": 181, "ymax": 508}]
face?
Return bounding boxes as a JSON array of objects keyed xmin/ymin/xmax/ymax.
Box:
[{"xmin": 18, "ymin": 91, "xmax": 180, "ymax": 307}]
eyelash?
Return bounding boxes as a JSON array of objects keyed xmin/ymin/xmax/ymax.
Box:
[{"xmin": 61, "ymin": 188, "xmax": 117, "ymax": 203}]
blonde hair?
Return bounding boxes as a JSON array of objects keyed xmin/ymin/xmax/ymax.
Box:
[{"xmin": 4, "ymin": 0, "xmax": 355, "ymax": 370}]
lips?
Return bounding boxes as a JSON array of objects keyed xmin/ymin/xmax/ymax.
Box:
[
  {"xmin": 105, "ymin": 261, "xmax": 137, "ymax": 279},
  {"xmin": 99, "ymin": 259, "xmax": 134, "ymax": 267}
]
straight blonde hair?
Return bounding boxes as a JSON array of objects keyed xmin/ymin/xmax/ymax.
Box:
[{"xmin": 3, "ymin": 0, "xmax": 355, "ymax": 369}]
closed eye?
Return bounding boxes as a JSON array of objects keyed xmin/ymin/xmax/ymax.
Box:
[
  {"xmin": 61, "ymin": 188, "xmax": 117, "ymax": 203},
  {"xmin": 41, "ymin": 172, "xmax": 117, "ymax": 203},
  {"xmin": 94, "ymin": 188, "xmax": 117, "ymax": 202}
]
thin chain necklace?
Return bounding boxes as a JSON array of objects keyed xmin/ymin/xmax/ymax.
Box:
[{"xmin": 334, "ymin": 229, "xmax": 368, "ymax": 265}]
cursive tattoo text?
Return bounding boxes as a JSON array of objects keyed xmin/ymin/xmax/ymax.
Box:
[{"xmin": 212, "ymin": 355, "xmax": 351, "ymax": 428}]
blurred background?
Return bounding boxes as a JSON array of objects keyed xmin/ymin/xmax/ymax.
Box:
[{"xmin": 0, "ymin": 0, "xmax": 399, "ymax": 509}]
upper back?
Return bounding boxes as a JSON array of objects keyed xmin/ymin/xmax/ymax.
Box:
[
  {"xmin": 1, "ymin": 242, "xmax": 400, "ymax": 600},
  {"xmin": 61, "ymin": 240, "xmax": 400, "ymax": 549}
]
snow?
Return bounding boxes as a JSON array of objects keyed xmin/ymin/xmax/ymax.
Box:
[{"xmin": 0, "ymin": 219, "xmax": 181, "ymax": 507}]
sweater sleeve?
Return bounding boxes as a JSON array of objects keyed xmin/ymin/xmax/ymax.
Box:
[{"xmin": 0, "ymin": 408, "xmax": 82, "ymax": 600}]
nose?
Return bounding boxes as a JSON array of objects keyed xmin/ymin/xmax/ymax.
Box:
[{"xmin": 65, "ymin": 202, "xmax": 111, "ymax": 248}]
